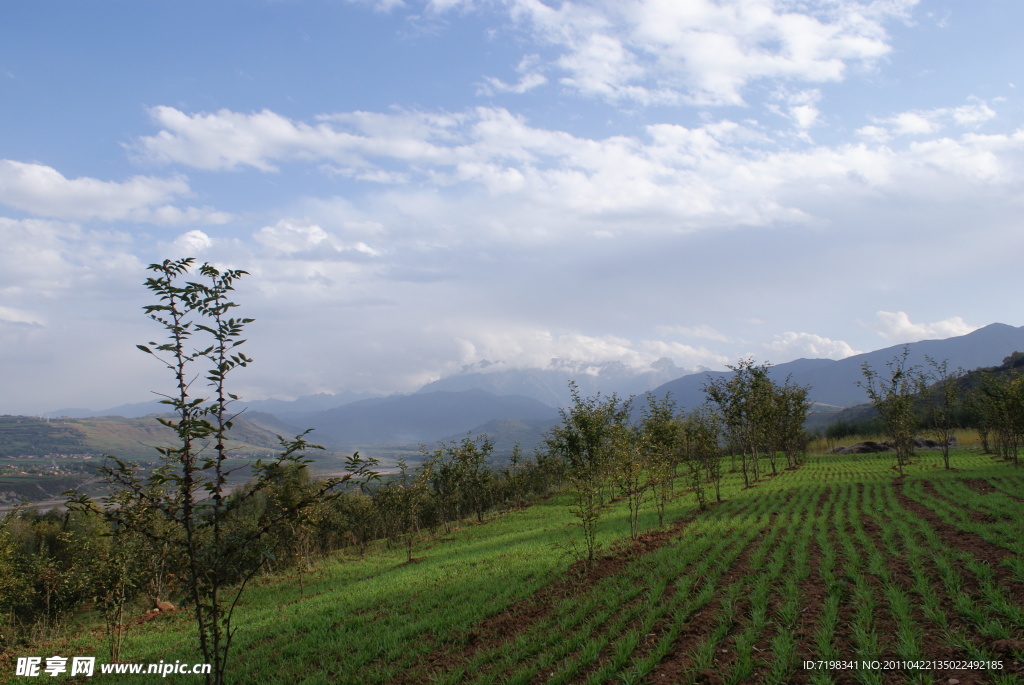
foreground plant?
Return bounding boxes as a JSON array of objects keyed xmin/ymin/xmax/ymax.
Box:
[{"xmin": 70, "ymin": 258, "xmax": 375, "ymax": 685}]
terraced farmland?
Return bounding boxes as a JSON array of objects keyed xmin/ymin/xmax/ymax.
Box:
[{"xmin": 10, "ymin": 449, "xmax": 1024, "ymax": 684}]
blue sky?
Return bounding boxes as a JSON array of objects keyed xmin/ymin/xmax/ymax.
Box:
[{"xmin": 2, "ymin": 0, "xmax": 1023, "ymax": 414}]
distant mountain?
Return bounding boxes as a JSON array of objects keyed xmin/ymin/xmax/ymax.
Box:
[
  {"xmin": 51, "ymin": 391, "xmax": 374, "ymax": 420},
  {"xmin": 651, "ymin": 323, "xmax": 1024, "ymax": 414},
  {"xmin": 416, "ymin": 357, "xmax": 692, "ymax": 408},
  {"xmin": 296, "ymin": 389, "xmax": 560, "ymax": 448},
  {"xmin": 50, "ymin": 399, "xmax": 167, "ymax": 419},
  {"xmin": 820, "ymin": 346, "xmax": 1024, "ymax": 433},
  {"xmin": 0, "ymin": 413, "xmax": 296, "ymax": 461},
  {"xmin": 438, "ymin": 417, "xmax": 561, "ymax": 457}
]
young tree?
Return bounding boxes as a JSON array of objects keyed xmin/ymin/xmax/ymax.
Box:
[
  {"xmin": 546, "ymin": 382, "xmax": 631, "ymax": 562},
  {"xmin": 70, "ymin": 258, "xmax": 375, "ymax": 685},
  {"xmin": 857, "ymin": 346, "xmax": 924, "ymax": 475},
  {"xmin": 704, "ymin": 359, "xmax": 773, "ymax": 487},
  {"xmin": 922, "ymin": 357, "xmax": 964, "ymax": 470},
  {"xmin": 502, "ymin": 443, "xmax": 529, "ymax": 509},
  {"xmin": 611, "ymin": 421, "xmax": 645, "ymax": 541},
  {"xmin": 421, "ymin": 435, "xmax": 494, "ymax": 533},
  {"xmin": 974, "ymin": 370, "xmax": 1024, "ymax": 466},
  {"xmin": 773, "ymin": 377, "xmax": 811, "ymax": 469},
  {"xmin": 680, "ymin": 409, "xmax": 724, "ymax": 508},
  {"xmin": 639, "ymin": 394, "xmax": 682, "ymax": 527}
]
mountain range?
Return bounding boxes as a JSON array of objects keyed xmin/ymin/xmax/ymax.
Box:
[
  {"xmin": 32, "ymin": 322, "xmax": 1024, "ymax": 456},
  {"xmin": 650, "ymin": 323, "xmax": 1024, "ymax": 415}
]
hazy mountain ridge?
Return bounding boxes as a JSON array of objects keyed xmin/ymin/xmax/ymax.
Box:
[
  {"xmin": 50, "ymin": 391, "xmax": 377, "ymax": 421},
  {"xmin": 31, "ymin": 324, "xmax": 1024, "ymax": 458},
  {"xmin": 416, "ymin": 357, "xmax": 691, "ymax": 408},
  {"xmin": 294, "ymin": 389, "xmax": 560, "ymax": 449},
  {"xmin": 651, "ymin": 323, "xmax": 1024, "ymax": 414}
]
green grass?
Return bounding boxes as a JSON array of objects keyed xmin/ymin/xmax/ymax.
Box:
[{"xmin": 6, "ymin": 448, "xmax": 1024, "ymax": 684}]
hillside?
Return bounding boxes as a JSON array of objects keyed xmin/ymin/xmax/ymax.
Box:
[
  {"xmin": 0, "ymin": 414, "xmax": 294, "ymax": 462},
  {"xmin": 13, "ymin": 448, "xmax": 1024, "ymax": 683},
  {"xmin": 820, "ymin": 349, "xmax": 1024, "ymax": 433}
]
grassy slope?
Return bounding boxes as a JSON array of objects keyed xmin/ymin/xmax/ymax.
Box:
[
  {"xmin": 6, "ymin": 448, "xmax": 1024, "ymax": 684},
  {"xmin": 0, "ymin": 415, "xmax": 293, "ymax": 462}
]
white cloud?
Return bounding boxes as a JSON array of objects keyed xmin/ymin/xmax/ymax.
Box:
[
  {"xmin": 766, "ymin": 331, "xmax": 861, "ymax": 360},
  {"xmin": 478, "ymin": 54, "xmax": 548, "ymax": 95},
  {"xmin": 952, "ymin": 99, "xmax": 997, "ymax": 127},
  {"xmin": 866, "ymin": 97, "xmax": 999, "ymax": 139},
  {"xmin": 0, "ymin": 305, "xmax": 43, "ymax": 327},
  {"xmin": 769, "ymin": 88, "xmax": 822, "ymax": 137},
  {"xmin": 0, "ymin": 159, "xmax": 228, "ymax": 224},
  {"xmin": 478, "ymin": 71, "xmax": 548, "ymax": 95},
  {"xmin": 254, "ymin": 219, "xmax": 383, "ymax": 259},
  {"xmin": 873, "ymin": 311, "xmax": 978, "ymax": 343},
  {"xmin": 889, "ymin": 111, "xmax": 938, "ymax": 136},
  {"xmin": 173, "ymin": 229, "xmax": 213, "ymax": 255},
  {"xmin": 450, "ymin": 324, "xmax": 727, "ymax": 373},
  {"xmin": 499, "ymin": 0, "xmax": 915, "ymax": 106},
  {"xmin": 0, "ymin": 217, "xmax": 143, "ymax": 299},
  {"xmin": 343, "ymin": 0, "xmax": 408, "ymax": 13},
  {"xmin": 137, "ymin": 105, "xmax": 466, "ymax": 172},
  {"xmin": 134, "ymin": 104, "xmax": 1024, "ymax": 249},
  {"xmin": 657, "ymin": 323, "xmax": 731, "ymax": 343}
]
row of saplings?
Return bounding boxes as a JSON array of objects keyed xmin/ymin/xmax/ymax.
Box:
[
  {"xmin": 547, "ymin": 360, "xmax": 812, "ymax": 563},
  {"xmin": 850, "ymin": 348, "xmax": 1024, "ymax": 475}
]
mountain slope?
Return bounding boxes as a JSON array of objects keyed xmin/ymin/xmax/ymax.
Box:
[
  {"xmin": 415, "ymin": 358, "xmax": 688, "ymax": 408},
  {"xmin": 298, "ymin": 389, "xmax": 560, "ymax": 447},
  {"xmin": 651, "ymin": 323, "xmax": 1024, "ymax": 412},
  {"xmin": 0, "ymin": 414, "xmax": 295, "ymax": 461}
]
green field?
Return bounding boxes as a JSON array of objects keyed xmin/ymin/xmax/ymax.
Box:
[{"xmin": 5, "ymin": 448, "xmax": 1024, "ymax": 684}]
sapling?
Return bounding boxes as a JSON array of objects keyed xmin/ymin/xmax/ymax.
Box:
[{"xmin": 69, "ymin": 258, "xmax": 377, "ymax": 685}]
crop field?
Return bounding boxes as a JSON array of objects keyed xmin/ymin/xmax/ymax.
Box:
[{"xmin": 7, "ymin": 449, "xmax": 1024, "ymax": 684}]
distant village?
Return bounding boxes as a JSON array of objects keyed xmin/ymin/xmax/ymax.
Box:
[{"xmin": 2, "ymin": 454, "xmax": 100, "ymax": 477}]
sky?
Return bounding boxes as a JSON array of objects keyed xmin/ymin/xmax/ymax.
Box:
[{"xmin": 2, "ymin": 0, "xmax": 1023, "ymax": 415}]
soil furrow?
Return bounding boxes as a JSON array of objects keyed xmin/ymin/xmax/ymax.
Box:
[
  {"xmin": 777, "ymin": 488, "xmax": 831, "ymax": 684},
  {"xmin": 641, "ymin": 524, "xmax": 770, "ymax": 684},
  {"xmin": 858, "ymin": 511, "xmax": 993, "ymax": 684},
  {"xmin": 892, "ymin": 477, "xmax": 1024, "ymax": 606},
  {"xmin": 392, "ymin": 503, "xmax": 713, "ymax": 684}
]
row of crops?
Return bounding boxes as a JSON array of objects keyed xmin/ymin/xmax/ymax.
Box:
[{"xmin": 386, "ymin": 451, "xmax": 1024, "ymax": 684}]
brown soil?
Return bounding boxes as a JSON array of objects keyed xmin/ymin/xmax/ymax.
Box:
[
  {"xmin": 784, "ymin": 489, "xmax": 831, "ymax": 684},
  {"xmin": 857, "ymin": 510, "xmax": 991, "ymax": 684},
  {"xmin": 827, "ymin": 514, "xmax": 859, "ymax": 685},
  {"xmin": 642, "ymin": 517, "xmax": 774, "ymax": 684},
  {"xmin": 894, "ymin": 478, "xmax": 1019, "ymax": 581},
  {"xmin": 892, "ymin": 477, "xmax": 1024, "ymax": 679},
  {"xmin": 961, "ymin": 478, "xmax": 998, "ymax": 496}
]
